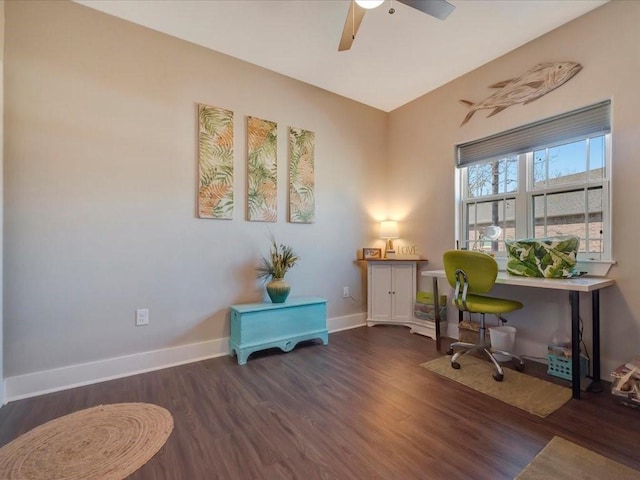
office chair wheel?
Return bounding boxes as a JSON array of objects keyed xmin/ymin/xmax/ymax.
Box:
[
  {"xmin": 446, "ymin": 347, "xmax": 454, "ymax": 355},
  {"xmin": 451, "ymin": 361, "xmax": 461, "ymax": 369},
  {"xmin": 514, "ymin": 360, "xmax": 525, "ymax": 371},
  {"xmin": 493, "ymin": 372, "xmax": 504, "ymax": 382}
]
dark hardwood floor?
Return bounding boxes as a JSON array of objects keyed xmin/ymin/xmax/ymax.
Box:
[{"xmin": 1, "ymin": 326, "xmax": 639, "ymax": 479}]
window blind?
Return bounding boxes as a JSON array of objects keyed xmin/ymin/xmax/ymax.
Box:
[{"xmin": 456, "ymin": 100, "xmax": 611, "ymax": 167}]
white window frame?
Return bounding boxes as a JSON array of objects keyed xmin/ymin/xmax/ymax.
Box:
[{"xmin": 458, "ymin": 133, "xmax": 613, "ymax": 270}]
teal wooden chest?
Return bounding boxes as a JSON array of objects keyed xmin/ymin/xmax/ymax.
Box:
[{"xmin": 229, "ymin": 296, "xmax": 328, "ymax": 365}]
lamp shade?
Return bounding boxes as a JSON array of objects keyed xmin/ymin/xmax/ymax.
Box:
[
  {"xmin": 483, "ymin": 225, "xmax": 502, "ymax": 241},
  {"xmin": 380, "ymin": 220, "xmax": 399, "ymax": 239}
]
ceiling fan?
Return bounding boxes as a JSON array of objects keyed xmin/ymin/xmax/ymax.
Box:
[{"xmin": 338, "ymin": 0, "xmax": 455, "ymax": 51}]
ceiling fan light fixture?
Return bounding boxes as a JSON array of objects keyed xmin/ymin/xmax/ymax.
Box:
[
  {"xmin": 339, "ymin": 0, "xmax": 455, "ymax": 51},
  {"xmin": 355, "ymin": 0, "xmax": 384, "ymax": 9}
]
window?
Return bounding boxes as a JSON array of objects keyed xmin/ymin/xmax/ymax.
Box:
[{"xmin": 456, "ymin": 102, "xmax": 611, "ymax": 261}]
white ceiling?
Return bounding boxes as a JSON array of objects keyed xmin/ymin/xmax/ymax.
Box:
[{"xmin": 75, "ymin": 0, "xmax": 608, "ymax": 112}]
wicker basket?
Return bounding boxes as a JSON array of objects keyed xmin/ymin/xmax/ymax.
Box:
[{"xmin": 458, "ymin": 320, "xmax": 490, "ymax": 345}]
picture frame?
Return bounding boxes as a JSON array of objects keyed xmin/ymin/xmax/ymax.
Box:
[{"xmin": 363, "ymin": 248, "xmax": 382, "ymax": 260}]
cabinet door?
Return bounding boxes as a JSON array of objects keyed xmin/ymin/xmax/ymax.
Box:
[
  {"xmin": 369, "ymin": 263, "xmax": 393, "ymax": 321},
  {"xmin": 390, "ymin": 263, "xmax": 416, "ymax": 321}
]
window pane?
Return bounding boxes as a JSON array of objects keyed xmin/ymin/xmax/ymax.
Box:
[
  {"xmin": 532, "ymin": 188, "xmax": 605, "ymax": 254},
  {"xmin": 587, "ymin": 187, "xmax": 604, "ymax": 253},
  {"xmin": 533, "ymin": 190, "xmax": 586, "ymax": 244},
  {"xmin": 467, "ymin": 157, "xmax": 517, "ymax": 198},
  {"xmin": 504, "ymin": 158, "xmax": 518, "ymax": 193},
  {"xmin": 466, "ymin": 203, "xmax": 477, "ymax": 248},
  {"xmin": 533, "ymin": 149, "xmax": 546, "ymax": 187},
  {"xmin": 548, "ymin": 140, "xmax": 587, "ymax": 180},
  {"xmin": 589, "ymin": 136, "xmax": 605, "ymax": 181},
  {"xmin": 466, "ymin": 199, "xmax": 515, "ymax": 252},
  {"xmin": 533, "ymin": 136, "xmax": 605, "ymax": 189},
  {"xmin": 532, "ymin": 139, "xmax": 603, "ymax": 188}
]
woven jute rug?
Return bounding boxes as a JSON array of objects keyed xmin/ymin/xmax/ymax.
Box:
[
  {"xmin": 0, "ymin": 402, "xmax": 173, "ymax": 480},
  {"xmin": 421, "ymin": 355, "xmax": 571, "ymax": 417},
  {"xmin": 516, "ymin": 436, "xmax": 640, "ymax": 479}
]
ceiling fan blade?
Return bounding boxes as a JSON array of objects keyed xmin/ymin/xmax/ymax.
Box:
[
  {"xmin": 338, "ymin": 2, "xmax": 366, "ymax": 52},
  {"xmin": 397, "ymin": 0, "xmax": 456, "ymax": 20}
]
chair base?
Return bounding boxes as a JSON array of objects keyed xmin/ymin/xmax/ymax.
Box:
[{"xmin": 447, "ymin": 341, "xmax": 525, "ymax": 382}]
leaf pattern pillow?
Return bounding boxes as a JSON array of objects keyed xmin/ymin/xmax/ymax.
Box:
[{"xmin": 505, "ymin": 236, "xmax": 581, "ymax": 278}]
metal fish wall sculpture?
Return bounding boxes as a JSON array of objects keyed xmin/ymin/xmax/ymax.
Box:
[{"xmin": 459, "ymin": 62, "xmax": 583, "ymax": 126}]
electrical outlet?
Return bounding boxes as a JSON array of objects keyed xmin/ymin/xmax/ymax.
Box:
[
  {"xmin": 135, "ymin": 308, "xmax": 149, "ymax": 326},
  {"xmin": 343, "ymin": 287, "xmax": 349, "ymax": 298}
]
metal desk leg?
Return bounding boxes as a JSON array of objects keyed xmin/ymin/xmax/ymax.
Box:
[
  {"xmin": 570, "ymin": 290, "xmax": 581, "ymax": 399},
  {"xmin": 587, "ymin": 290, "xmax": 603, "ymax": 393},
  {"xmin": 433, "ymin": 277, "xmax": 441, "ymax": 352}
]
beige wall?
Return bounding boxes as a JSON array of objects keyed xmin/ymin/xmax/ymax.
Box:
[
  {"xmin": 389, "ymin": 0, "xmax": 640, "ymax": 373},
  {"xmin": 5, "ymin": 0, "xmax": 638, "ymax": 389},
  {"xmin": 4, "ymin": 0, "xmax": 388, "ymax": 377},
  {"xmin": 0, "ymin": 0, "xmax": 5, "ymax": 404}
]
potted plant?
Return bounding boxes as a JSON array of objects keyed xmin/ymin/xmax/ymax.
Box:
[{"xmin": 256, "ymin": 235, "xmax": 300, "ymax": 303}]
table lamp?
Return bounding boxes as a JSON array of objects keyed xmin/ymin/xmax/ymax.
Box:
[
  {"xmin": 380, "ymin": 220, "xmax": 399, "ymax": 258},
  {"xmin": 474, "ymin": 225, "xmax": 502, "ymax": 251}
]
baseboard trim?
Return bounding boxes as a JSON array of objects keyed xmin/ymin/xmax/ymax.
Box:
[
  {"xmin": 328, "ymin": 312, "xmax": 367, "ymax": 333},
  {"xmin": 5, "ymin": 312, "xmax": 367, "ymax": 402},
  {"xmin": 5, "ymin": 338, "xmax": 229, "ymax": 403}
]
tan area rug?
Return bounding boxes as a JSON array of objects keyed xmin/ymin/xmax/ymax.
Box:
[
  {"xmin": 515, "ymin": 436, "xmax": 640, "ymax": 479},
  {"xmin": 0, "ymin": 402, "xmax": 173, "ymax": 480},
  {"xmin": 421, "ymin": 355, "xmax": 571, "ymax": 417}
]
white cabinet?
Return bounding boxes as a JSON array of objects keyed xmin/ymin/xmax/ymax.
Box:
[
  {"xmin": 368, "ymin": 261, "xmax": 416, "ymax": 323},
  {"xmin": 366, "ymin": 260, "xmax": 440, "ymax": 339}
]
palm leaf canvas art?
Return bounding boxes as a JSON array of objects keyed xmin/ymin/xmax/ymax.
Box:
[
  {"xmin": 247, "ymin": 116, "xmax": 278, "ymax": 222},
  {"xmin": 198, "ymin": 104, "xmax": 234, "ymax": 219},
  {"xmin": 289, "ymin": 127, "xmax": 315, "ymax": 223}
]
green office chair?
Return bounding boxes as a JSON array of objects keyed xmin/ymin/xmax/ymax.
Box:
[{"xmin": 443, "ymin": 250, "xmax": 525, "ymax": 381}]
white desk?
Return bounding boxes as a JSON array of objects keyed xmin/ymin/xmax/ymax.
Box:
[{"xmin": 421, "ymin": 270, "xmax": 615, "ymax": 400}]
